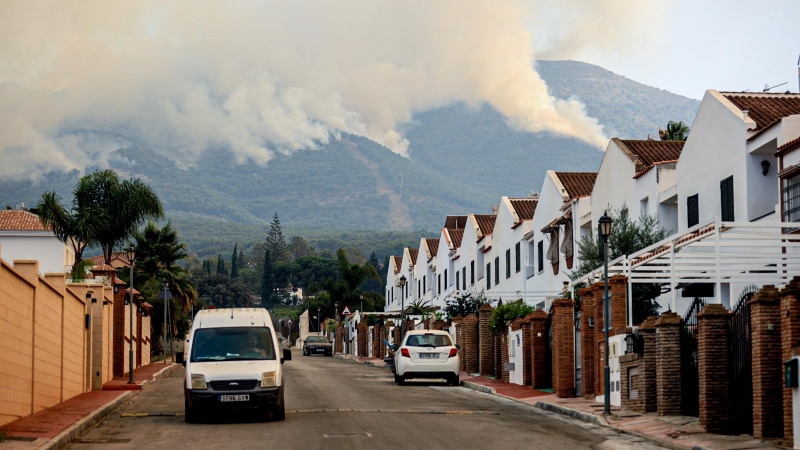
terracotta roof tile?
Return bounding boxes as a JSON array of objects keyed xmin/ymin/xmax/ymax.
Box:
[
  {"xmin": 91, "ymin": 264, "xmax": 118, "ymax": 273},
  {"xmin": 425, "ymin": 238, "xmax": 440, "ymax": 259},
  {"xmin": 721, "ymin": 92, "xmax": 800, "ymax": 140},
  {"xmin": 776, "ymin": 136, "xmax": 800, "ymax": 157},
  {"xmin": 473, "ymin": 214, "xmax": 496, "ymax": 238},
  {"xmin": 448, "ymin": 229, "xmax": 464, "ymax": 248},
  {"xmin": 88, "ymin": 252, "xmax": 131, "ymax": 266},
  {"xmin": 392, "ymin": 255, "xmax": 403, "ymax": 272},
  {"xmin": 443, "ymin": 215, "xmax": 468, "ymax": 230},
  {"xmin": 616, "ymin": 139, "xmax": 684, "ymax": 168},
  {"xmin": 0, "ymin": 210, "xmax": 50, "ymax": 231},
  {"xmin": 408, "ymin": 248, "xmax": 419, "ymax": 265},
  {"xmin": 508, "ymin": 198, "xmax": 538, "ymax": 221},
  {"xmin": 554, "ymin": 172, "xmax": 597, "ymax": 200}
]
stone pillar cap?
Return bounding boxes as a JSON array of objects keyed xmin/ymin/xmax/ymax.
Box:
[
  {"xmin": 748, "ymin": 285, "xmax": 779, "ymax": 305},
  {"xmin": 609, "ymin": 274, "xmax": 627, "ymax": 284},
  {"xmin": 639, "ymin": 316, "xmax": 657, "ymax": 331},
  {"xmin": 697, "ymin": 303, "xmax": 730, "ymax": 317},
  {"xmin": 479, "ymin": 303, "xmax": 493, "ymax": 311},
  {"xmin": 654, "ymin": 312, "xmax": 681, "ymax": 326}
]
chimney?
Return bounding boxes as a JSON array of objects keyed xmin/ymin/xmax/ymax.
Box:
[{"xmin": 743, "ymin": 110, "xmax": 749, "ymax": 120}]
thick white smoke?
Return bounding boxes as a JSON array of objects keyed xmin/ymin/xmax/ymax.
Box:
[{"xmin": 0, "ymin": 1, "xmax": 661, "ymax": 178}]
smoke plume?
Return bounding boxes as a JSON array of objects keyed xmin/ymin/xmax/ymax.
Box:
[{"xmin": 0, "ymin": 1, "xmax": 661, "ymax": 178}]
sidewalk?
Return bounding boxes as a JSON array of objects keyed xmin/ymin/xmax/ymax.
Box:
[
  {"xmin": 103, "ymin": 362, "xmax": 177, "ymax": 390},
  {"xmin": 0, "ymin": 363, "xmax": 178, "ymax": 450},
  {"xmin": 460, "ymin": 375, "xmax": 786, "ymax": 450},
  {"xmin": 334, "ymin": 353, "xmax": 386, "ymax": 367}
]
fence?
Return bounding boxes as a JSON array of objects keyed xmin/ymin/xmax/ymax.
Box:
[
  {"xmin": 727, "ymin": 285, "xmax": 756, "ymax": 435},
  {"xmin": 680, "ymin": 297, "xmax": 704, "ymax": 417}
]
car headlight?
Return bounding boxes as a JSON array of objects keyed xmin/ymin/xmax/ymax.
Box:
[
  {"xmin": 261, "ymin": 371, "xmax": 277, "ymax": 388},
  {"xmin": 191, "ymin": 373, "xmax": 207, "ymax": 390}
]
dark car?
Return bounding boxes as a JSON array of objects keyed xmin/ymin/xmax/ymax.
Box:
[{"xmin": 303, "ymin": 335, "xmax": 332, "ymax": 356}]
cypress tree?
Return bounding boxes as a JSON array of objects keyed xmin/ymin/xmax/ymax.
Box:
[
  {"xmin": 261, "ymin": 249, "xmax": 275, "ymax": 308},
  {"xmin": 238, "ymin": 249, "xmax": 244, "ymax": 270},
  {"xmin": 216, "ymin": 254, "xmax": 227, "ymax": 276},
  {"xmin": 231, "ymin": 242, "xmax": 239, "ymax": 278},
  {"xmin": 204, "ymin": 259, "xmax": 211, "ymax": 275}
]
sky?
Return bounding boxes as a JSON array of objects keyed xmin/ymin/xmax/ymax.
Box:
[
  {"xmin": 563, "ymin": 0, "xmax": 800, "ymax": 99},
  {"xmin": 0, "ymin": 0, "xmax": 797, "ymax": 178}
]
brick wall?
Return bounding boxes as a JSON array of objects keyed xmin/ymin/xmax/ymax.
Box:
[
  {"xmin": 639, "ymin": 316, "xmax": 658, "ymax": 413},
  {"xmin": 464, "ymin": 314, "xmax": 478, "ymax": 374},
  {"xmin": 593, "ymin": 283, "xmax": 605, "ymax": 395},
  {"xmin": 551, "ymin": 298, "xmax": 575, "ymax": 398},
  {"xmin": 655, "ymin": 312, "xmax": 682, "ymax": 416},
  {"xmin": 479, "ymin": 304, "xmax": 493, "ymax": 376},
  {"xmin": 781, "ymin": 280, "xmax": 800, "ymax": 447},
  {"xmin": 697, "ymin": 303, "xmax": 730, "ymax": 434},
  {"xmin": 579, "ymin": 287, "xmax": 595, "ymax": 399},
  {"xmin": 748, "ymin": 286, "xmax": 783, "ymax": 439},
  {"xmin": 609, "ymin": 275, "xmax": 628, "ymax": 329},
  {"xmin": 493, "ymin": 334, "xmax": 502, "ymax": 379},
  {"xmin": 454, "ymin": 316, "xmax": 465, "ymax": 372},
  {"xmin": 520, "ymin": 318, "xmax": 532, "ymax": 386},
  {"xmin": 113, "ymin": 281, "xmax": 126, "ymax": 377},
  {"xmin": 358, "ymin": 321, "xmax": 367, "ymax": 356},
  {"xmin": 501, "ymin": 333, "xmax": 510, "ymax": 383},
  {"xmin": 529, "ymin": 310, "xmax": 549, "ymax": 389}
]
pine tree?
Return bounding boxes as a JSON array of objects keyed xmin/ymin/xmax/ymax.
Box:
[
  {"xmin": 261, "ymin": 249, "xmax": 275, "ymax": 308},
  {"xmin": 216, "ymin": 254, "xmax": 227, "ymax": 276},
  {"xmin": 230, "ymin": 242, "xmax": 239, "ymax": 278},
  {"xmin": 265, "ymin": 212, "xmax": 288, "ymax": 264}
]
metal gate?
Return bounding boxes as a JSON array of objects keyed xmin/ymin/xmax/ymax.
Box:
[
  {"xmin": 680, "ymin": 297, "xmax": 705, "ymax": 417},
  {"xmin": 575, "ymin": 310, "xmax": 582, "ymax": 397},
  {"xmin": 728, "ymin": 285, "xmax": 756, "ymax": 435}
]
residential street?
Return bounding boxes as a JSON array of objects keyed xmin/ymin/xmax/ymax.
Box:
[{"xmin": 65, "ymin": 350, "xmax": 668, "ymax": 450}]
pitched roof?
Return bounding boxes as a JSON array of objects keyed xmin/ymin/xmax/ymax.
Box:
[
  {"xmin": 615, "ymin": 139, "xmax": 684, "ymax": 167},
  {"xmin": 776, "ymin": 136, "xmax": 800, "ymax": 157},
  {"xmin": 408, "ymin": 248, "xmax": 419, "ymax": 265},
  {"xmin": 91, "ymin": 264, "xmax": 118, "ymax": 273},
  {"xmin": 554, "ymin": 172, "xmax": 597, "ymax": 200},
  {"xmin": 88, "ymin": 252, "xmax": 132, "ymax": 267},
  {"xmin": 425, "ymin": 238, "xmax": 440, "ymax": 259},
  {"xmin": 443, "ymin": 215, "xmax": 468, "ymax": 230},
  {"xmin": 721, "ymin": 92, "xmax": 800, "ymax": 140},
  {"xmin": 448, "ymin": 229, "xmax": 464, "ymax": 248},
  {"xmin": 473, "ymin": 214, "xmax": 496, "ymax": 238},
  {"xmin": 392, "ymin": 256, "xmax": 402, "ymax": 273},
  {"xmin": 508, "ymin": 198, "xmax": 538, "ymax": 221},
  {"xmin": 0, "ymin": 210, "xmax": 50, "ymax": 231}
]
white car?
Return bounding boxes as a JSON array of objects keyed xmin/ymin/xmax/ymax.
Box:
[
  {"xmin": 183, "ymin": 308, "xmax": 291, "ymax": 423},
  {"xmin": 393, "ymin": 330, "xmax": 460, "ymax": 386}
]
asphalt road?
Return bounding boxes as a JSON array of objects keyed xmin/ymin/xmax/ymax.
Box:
[{"xmin": 66, "ymin": 350, "xmax": 669, "ymax": 450}]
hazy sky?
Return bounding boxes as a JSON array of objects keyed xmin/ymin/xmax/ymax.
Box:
[{"xmin": 563, "ymin": 0, "xmax": 800, "ymax": 99}]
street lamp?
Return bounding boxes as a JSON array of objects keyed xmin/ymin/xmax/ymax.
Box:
[
  {"xmin": 398, "ymin": 275, "xmax": 407, "ymax": 341},
  {"xmin": 335, "ymin": 301, "xmax": 339, "ymax": 324},
  {"xmin": 317, "ymin": 306, "xmax": 321, "ymax": 334},
  {"xmin": 598, "ymin": 212, "xmax": 613, "ymax": 415},
  {"xmin": 162, "ymin": 281, "xmax": 169, "ymax": 365},
  {"xmin": 126, "ymin": 245, "xmax": 136, "ymax": 384},
  {"xmin": 360, "ymin": 292, "xmax": 364, "ymax": 314}
]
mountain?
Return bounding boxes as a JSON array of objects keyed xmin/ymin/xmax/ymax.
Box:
[{"xmin": 0, "ymin": 60, "xmax": 700, "ymax": 257}]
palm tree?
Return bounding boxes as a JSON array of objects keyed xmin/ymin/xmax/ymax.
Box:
[
  {"xmin": 658, "ymin": 120, "xmax": 690, "ymax": 141},
  {"xmin": 405, "ymin": 299, "xmax": 432, "ymax": 315},
  {"xmin": 133, "ymin": 220, "xmax": 198, "ymax": 309},
  {"xmin": 315, "ymin": 248, "xmax": 380, "ymax": 312}
]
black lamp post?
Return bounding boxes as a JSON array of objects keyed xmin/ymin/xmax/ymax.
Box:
[
  {"xmin": 317, "ymin": 306, "xmax": 321, "ymax": 333},
  {"xmin": 335, "ymin": 301, "xmax": 339, "ymax": 324},
  {"xmin": 598, "ymin": 212, "xmax": 613, "ymax": 415},
  {"xmin": 360, "ymin": 292, "xmax": 364, "ymax": 314},
  {"xmin": 126, "ymin": 245, "xmax": 136, "ymax": 384},
  {"xmin": 398, "ymin": 275, "xmax": 407, "ymax": 341}
]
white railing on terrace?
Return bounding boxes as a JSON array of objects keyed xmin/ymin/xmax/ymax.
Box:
[{"xmin": 573, "ymin": 220, "xmax": 800, "ymax": 320}]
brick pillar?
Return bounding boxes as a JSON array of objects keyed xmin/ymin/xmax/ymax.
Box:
[
  {"xmin": 136, "ymin": 311, "xmax": 143, "ymax": 367},
  {"xmin": 358, "ymin": 321, "xmax": 367, "ymax": 356},
  {"xmin": 454, "ymin": 316, "xmax": 466, "ymax": 373},
  {"xmin": 609, "ymin": 275, "xmax": 628, "ymax": 329},
  {"xmin": 479, "ymin": 304, "xmax": 494, "ymax": 376},
  {"xmin": 464, "ymin": 314, "xmax": 479, "ymax": 374},
  {"xmin": 655, "ymin": 312, "xmax": 682, "ymax": 416},
  {"xmin": 551, "ymin": 298, "xmax": 575, "ymax": 398},
  {"xmin": 529, "ymin": 310, "xmax": 548, "ymax": 389},
  {"xmin": 493, "ymin": 334, "xmax": 502, "ymax": 379},
  {"xmin": 579, "ymin": 287, "xmax": 596, "ymax": 399},
  {"xmin": 697, "ymin": 304, "xmax": 730, "ymax": 434},
  {"xmin": 749, "ymin": 285, "xmax": 783, "ymax": 439},
  {"xmin": 520, "ymin": 317, "xmax": 532, "ymax": 386},
  {"xmin": 501, "ymin": 333, "xmax": 510, "ymax": 383},
  {"xmin": 782, "ymin": 279, "xmax": 800, "ymax": 447},
  {"xmin": 371, "ymin": 325, "xmax": 379, "ymax": 358},
  {"xmin": 593, "ymin": 282, "xmax": 605, "ymax": 395},
  {"xmin": 336, "ymin": 324, "xmax": 343, "ymax": 354},
  {"xmin": 619, "ymin": 353, "xmax": 640, "ymax": 411},
  {"xmin": 113, "ymin": 281, "xmax": 127, "ymax": 377},
  {"xmin": 639, "ymin": 316, "xmax": 658, "ymax": 413},
  {"xmin": 393, "ymin": 324, "xmax": 400, "ymax": 345}
]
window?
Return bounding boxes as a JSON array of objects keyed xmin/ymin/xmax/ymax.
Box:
[
  {"xmin": 687, "ymin": 194, "xmax": 699, "ymax": 227},
  {"xmin": 506, "ymin": 249, "xmax": 511, "ymax": 278},
  {"xmin": 418, "ymin": 280, "xmax": 421, "ymax": 298},
  {"xmin": 495, "ymin": 256, "xmax": 500, "ymax": 285},
  {"xmin": 720, "ymin": 176, "xmax": 734, "ymax": 221},
  {"xmin": 640, "ymin": 197, "xmax": 648, "ymax": 217},
  {"xmin": 515, "ymin": 242, "xmax": 521, "ymax": 273},
  {"xmin": 537, "ymin": 240, "xmax": 544, "ymax": 272},
  {"xmin": 470, "ymin": 261, "xmax": 475, "ymax": 284},
  {"xmin": 391, "ymin": 287, "xmax": 394, "ymax": 303},
  {"xmin": 438, "ymin": 274, "xmax": 441, "ymax": 295},
  {"xmin": 783, "ymin": 172, "xmax": 800, "ymax": 223},
  {"xmin": 444, "ymin": 269, "xmax": 448, "ymax": 289},
  {"xmin": 423, "ymin": 276, "xmax": 426, "ymax": 293},
  {"xmin": 456, "ymin": 271, "xmax": 460, "ymax": 291},
  {"xmin": 462, "ymin": 267, "xmax": 466, "ymax": 290},
  {"xmin": 486, "ymin": 262, "xmax": 491, "ymax": 289}
]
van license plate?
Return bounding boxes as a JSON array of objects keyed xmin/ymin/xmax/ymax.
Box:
[
  {"xmin": 219, "ymin": 395, "xmax": 249, "ymax": 402},
  {"xmin": 419, "ymin": 353, "xmax": 439, "ymax": 359}
]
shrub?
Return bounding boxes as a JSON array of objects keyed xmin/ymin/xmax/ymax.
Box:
[{"xmin": 488, "ymin": 300, "xmax": 534, "ymax": 335}]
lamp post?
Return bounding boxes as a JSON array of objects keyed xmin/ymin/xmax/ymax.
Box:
[
  {"xmin": 398, "ymin": 275, "xmax": 407, "ymax": 341},
  {"xmin": 598, "ymin": 212, "xmax": 613, "ymax": 415},
  {"xmin": 126, "ymin": 245, "xmax": 136, "ymax": 384},
  {"xmin": 335, "ymin": 301, "xmax": 339, "ymax": 324},
  {"xmin": 317, "ymin": 306, "xmax": 321, "ymax": 334},
  {"xmin": 360, "ymin": 293, "xmax": 364, "ymax": 314},
  {"xmin": 162, "ymin": 281, "xmax": 168, "ymax": 365}
]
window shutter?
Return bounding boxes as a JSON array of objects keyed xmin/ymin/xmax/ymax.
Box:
[
  {"xmin": 444, "ymin": 269, "xmax": 448, "ymax": 289},
  {"xmin": 438, "ymin": 274, "xmax": 441, "ymax": 295},
  {"xmin": 537, "ymin": 241, "xmax": 544, "ymax": 272},
  {"xmin": 423, "ymin": 276, "xmax": 426, "ymax": 293},
  {"xmin": 720, "ymin": 176, "xmax": 734, "ymax": 221},
  {"xmin": 471, "ymin": 261, "xmax": 475, "ymax": 284},
  {"xmin": 456, "ymin": 271, "xmax": 459, "ymax": 291},
  {"xmin": 486, "ymin": 263, "xmax": 491, "ymax": 289},
  {"xmin": 506, "ymin": 249, "xmax": 511, "ymax": 278},
  {"xmin": 515, "ymin": 242, "xmax": 521, "ymax": 273},
  {"xmin": 495, "ymin": 256, "xmax": 500, "ymax": 284},
  {"xmin": 687, "ymin": 194, "xmax": 699, "ymax": 227},
  {"xmin": 462, "ymin": 267, "xmax": 466, "ymax": 289}
]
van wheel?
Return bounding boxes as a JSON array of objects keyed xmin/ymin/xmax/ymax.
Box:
[{"xmin": 272, "ymin": 391, "xmax": 286, "ymax": 421}]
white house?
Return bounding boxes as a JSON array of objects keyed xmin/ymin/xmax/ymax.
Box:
[
  {"xmin": 527, "ymin": 172, "xmax": 596, "ymax": 308},
  {"xmin": 483, "ymin": 197, "xmax": 538, "ymax": 304},
  {"xmin": 0, "ymin": 210, "xmax": 75, "ymax": 274},
  {"xmin": 385, "ymin": 254, "xmax": 403, "ymax": 311}
]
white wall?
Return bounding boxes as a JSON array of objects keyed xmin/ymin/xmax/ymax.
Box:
[
  {"xmin": 591, "ymin": 141, "xmax": 636, "ymax": 229},
  {"xmin": 508, "ymin": 327, "xmax": 523, "ymax": 385},
  {"xmin": 0, "ymin": 233, "xmax": 72, "ymax": 274}
]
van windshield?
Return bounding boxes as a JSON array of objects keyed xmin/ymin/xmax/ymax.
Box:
[{"xmin": 191, "ymin": 327, "xmax": 276, "ymax": 362}]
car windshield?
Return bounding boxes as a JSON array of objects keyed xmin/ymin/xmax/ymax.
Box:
[
  {"xmin": 306, "ymin": 336, "xmax": 328, "ymax": 343},
  {"xmin": 405, "ymin": 334, "xmax": 452, "ymax": 348},
  {"xmin": 191, "ymin": 327, "xmax": 276, "ymax": 362}
]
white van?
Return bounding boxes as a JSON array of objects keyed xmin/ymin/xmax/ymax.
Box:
[{"xmin": 183, "ymin": 308, "xmax": 291, "ymax": 423}]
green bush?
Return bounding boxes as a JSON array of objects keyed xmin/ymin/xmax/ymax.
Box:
[{"xmin": 488, "ymin": 300, "xmax": 534, "ymax": 335}]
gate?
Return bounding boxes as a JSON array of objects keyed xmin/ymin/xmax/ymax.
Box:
[
  {"xmin": 575, "ymin": 310, "xmax": 582, "ymax": 397},
  {"xmin": 727, "ymin": 285, "xmax": 756, "ymax": 435},
  {"xmin": 543, "ymin": 311, "xmax": 553, "ymax": 389},
  {"xmin": 680, "ymin": 297, "xmax": 705, "ymax": 417}
]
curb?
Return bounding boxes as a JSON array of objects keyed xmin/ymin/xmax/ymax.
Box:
[
  {"xmin": 40, "ymin": 391, "xmax": 132, "ymax": 450},
  {"xmin": 458, "ymin": 382, "xmax": 703, "ymax": 450},
  {"xmin": 334, "ymin": 355, "xmax": 387, "ymax": 368},
  {"xmin": 141, "ymin": 364, "xmax": 181, "ymax": 390}
]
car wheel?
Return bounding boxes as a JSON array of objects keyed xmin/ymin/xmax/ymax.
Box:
[
  {"xmin": 397, "ymin": 374, "xmax": 406, "ymax": 385},
  {"xmin": 394, "ymin": 373, "xmax": 400, "ymax": 384},
  {"xmin": 184, "ymin": 397, "xmax": 200, "ymax": 424},
  {"xmin": 449, "ymin": 374, "xmax": 460, "ymax": 386}
]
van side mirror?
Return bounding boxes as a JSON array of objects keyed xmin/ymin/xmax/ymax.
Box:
[{"xmin": 281, "ymin": 348, "xmax": 292, "ymax": 364}]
